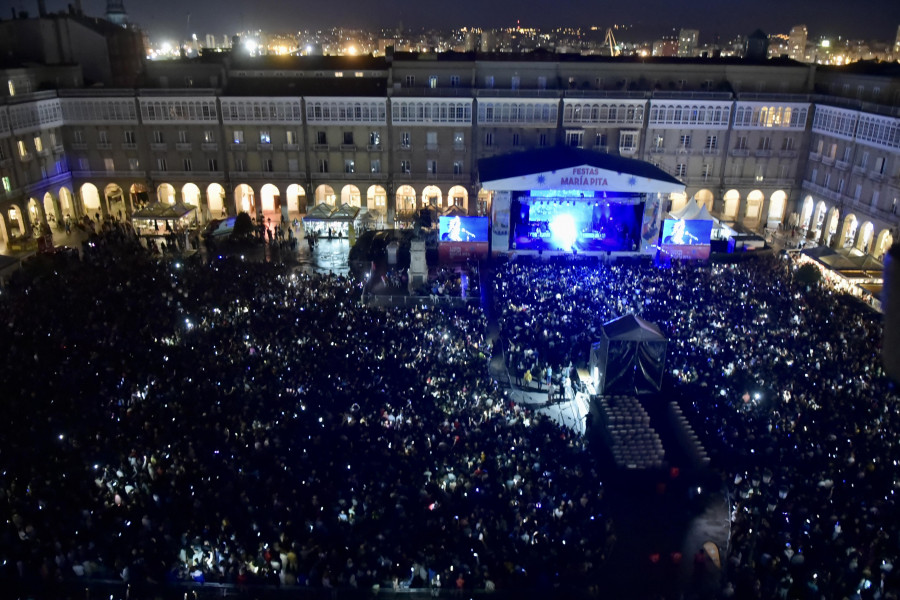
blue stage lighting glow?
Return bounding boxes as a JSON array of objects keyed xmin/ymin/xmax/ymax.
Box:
[{"xmin": 549, "ymin": 212, "xmax": 578, "ymax": 251}]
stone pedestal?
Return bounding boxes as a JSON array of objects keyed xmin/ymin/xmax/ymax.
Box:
[{"xmin": 408, "ymin": 239, "xmax": 428, "ymax": 292}]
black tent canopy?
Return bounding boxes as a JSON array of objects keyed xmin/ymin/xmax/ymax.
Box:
[{"xmin": 590, "ymin": 314, "xmax": 667, "ymax": 395}]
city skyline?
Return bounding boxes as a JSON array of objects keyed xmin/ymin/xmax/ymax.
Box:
[{"xmin": 3, "ymin": 0, "xmax": 900, "ymax": 44}]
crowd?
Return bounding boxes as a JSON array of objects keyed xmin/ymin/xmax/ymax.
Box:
[
  {"xmin": 4, "ymin": 230, "xmax": 900, "ymax": 599},
  {"xmin": 492, "ymin": 255, "xmax": 899, "ymax": 599},
  {"xmin": 0, "ymin": 232, "xmax": 612, "ymax": 597}
]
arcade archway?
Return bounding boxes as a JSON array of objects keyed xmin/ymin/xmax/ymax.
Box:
[
  {"xmin": 314, "ymin": 185, "xmax": 336, "ymax": 206},
  {"xmin": 855, "ymin": 221, "xmax": 874, "ymax": 253},
  {"xmin": 838, "ymin": 214, "xmax": 858, "ymax": 249},
  {"xmin": 80, "ymin": 183, "xmax": 103, "ymax": 220},
  {"xmin": 669, "ymin": 192, "xmax": 688, "ymax": 214},
  {"xmin": 422, "ymin": 185, "xmax": 442, "ymax": 208},
  {"xmin": 234, "ymin": 184, "xmax": 256, "ymax": 215},
  {"xmin": 396, "ymin": 185, "xmax": 417, "ymax": 212},
  {"xmin": 157, "ymin": 183, "xmax": 176, "ymax": 205},
  {"xmin": 723, "ymin": 189, "xmax": 740, "ymax": 220},
  {"xmin": 799, "ymin": 195, "xmax": 814, "ymax": 231},
  {"xmin": 42, "ymin": 192, "xmax": 60, "ymax": 229},
  {"xmin": 448, "ymin": 186, "xmax": 468, "ymax": 209},
  {"xmin": 182, "ymin": 183, "xmax": 203, "ymax": 224},
  {"xmin": 366, "ymin": 185, "xmax": 387, "ymax": 211},
  {"xmin": 207, "ymin": 184, "xmax": 226, "ymax": 218},
  {"xmin": 341, "ymin": 185, "xmax": 361, "ymax": 207},
  {"xmin": 811, "ymin": 201, "xmax": 827, "ymax": 241},
  {"xmin": 693, "ymin": 189, "xmax": 714, "ymax": 212},
  {"xmin": 767, "ymin": 191, "xmax": 787, "ymax": 227},
  {"xmin": 286, "ymin": 184, "xmax": 306, "ymax": 216},
  {"xmin": 105, "ymin": 184, "xmax": 127, "ymax": 220},
  {"xmin": 58, "ymin": 186, "xmax": 76, "ymax": 219},
  {"xmin": 874, "ymin": 229, "xmax": 894, "ymax": 259}
]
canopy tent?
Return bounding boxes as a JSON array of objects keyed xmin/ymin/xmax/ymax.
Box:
[
  {"xmin": 803, "ymin": 246, "xmax": 884, "ymax": 274},
  {"xmin": 302, "ymin": 203, "xmax": 336, "ymax": 221},
  {"xmin": 131, "ymin": 202, "xmax": 197, "ymax": 235},
  {"xmin": 441, "ymin": 204, "xmax": 468, "ymax": 217},
  {"xmin": 330, "ymin": 203, "xmax": 361, "ymax": 222},
  {"xmin": 590, "ymin": 314, "xmax": 668, "ymax": 396},
  {"xmin": 670, "ymin": 198, "xmax": 717, "ymax": 222},
  {"xmin": 132, "ymin": 202, "xmax": 196, "ymax": 221}
]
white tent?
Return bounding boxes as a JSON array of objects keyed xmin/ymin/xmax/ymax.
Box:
[{"xmin": 670, "ymin": 198, "xmax": 717, "ymax": 222}]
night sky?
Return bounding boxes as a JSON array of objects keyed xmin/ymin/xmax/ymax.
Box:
[{"xmin": 5, "ymin": 0, "xmax": 900, "ymax": 42}]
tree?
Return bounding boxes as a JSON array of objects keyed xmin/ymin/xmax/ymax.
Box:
[
  {"xmin": 795, "ymin": 263, "xmax": 821, "ymax": 286},
  {"xmin": 231, "ymin": 212, "xmax": 254, "ymax": 240}
]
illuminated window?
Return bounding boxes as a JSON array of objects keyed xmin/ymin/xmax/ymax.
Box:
[
  {"xmin": 2, "ymin": 176, "xmax": 11, "ymax": 192},
  {"xmin": 33, "ymin": 136, "xmax": 43, "ymax": 152},
  {"xmin": 260, "ymin": 130, "xmax": 271, "ymax": 144},
  {"xmin": 104, "ymin": 158, "xmax": 115, "ymax": 171},
  {"xmin": 370, "ymin": 159, "xmax": 381, "ymax": 173},
  {"xmin": 129, "ymin": 158, "xmax": 140, "ymax": 170},
  {"xmin": 429, "ymin": 76, "xmax": 438, "ymax": 88},
  {"xmin": 233, "ymin": 130, "xmax": 244, "ymax": 144},
  {"xmin": 344, "ymin": 159, "xmax": 355, "ymax": 174},
  {"xmin": 7, "ymin": 80, "xmax": 14, "ymax": 96},
  {"xmin": 204, "ymin": 130, "xmax": 215, "ymax": 143},
  {"xmin": 17, "ymin": 140, "xmax": 27, "ymax": 158}
]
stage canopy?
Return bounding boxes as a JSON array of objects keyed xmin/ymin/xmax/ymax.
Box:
[
  {"xmin": 590, "ymin": 314, "xmax": 668, "ymax": 396},
  {"xmin": 478, "ymin": 147, "xmax": 685, "ymax": 194}
]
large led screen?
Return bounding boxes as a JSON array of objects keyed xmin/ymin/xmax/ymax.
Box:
[
  {"xmin": 660, "ymin": 219, "xmax": 713, "ymax": 246},
  {"xmin": 438, "ymin": 216, "xmax": 489, "ymax": 243}
]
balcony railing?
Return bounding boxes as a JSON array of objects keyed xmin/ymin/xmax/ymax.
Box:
[
  {"xmin": 96, "ymin": 143, "xmax": 112, "ymax": 150},
  {"xmin": 808, "ymin": 151, "xmax": 821, "ymax": 162},
  {"xmin": 201, "ymin": 143, "xmax": 218, "ymax": 151},
  {"xmin": 702, "ymin": 148, "xmax": 719, "ymax": 155},
  {"xmin": 313, "ymin": 144, "xmax": 330, "ymax": 151},
  {"xmin": 835, "ymin": 160, "xmax": 850, "ymax": 171},
  {"xmin": 150, "ymin": 143, "xmax": 167, "ymax": 151},
  {"xmin": 121, "ymin": 143, "xmax": 137, "ymax": 150},
  {"xmin": 340, "ymin": 144, "xmax": 357, "ymax": 151},
  {"xmin": 821, "ymin": 156, "xmax": 835, "ymax": 166},
  {"xmin": 176, "ymin": 143, "xmax": 192, "ymax": 152},
  {"xmin": 367, "ymin": 144, "xmax": 383, "ymax": 152},
  {"xmin": 778, "ymin": 150, "xmax": 798, "ymax": 159},
  {"xmin": 257, "ymin": 143, "xmax": 273, "ymax": 151},
  {"xmin": 283, "ymin": 144, "xmax": 300, "ymax": 151},
  {"xmin": 729, "ymin": 148, "xmax": 749, "ymax": 157},
  {"xmin": 755, "ymin": 149, "xmax": 772, "ymax": 158},
  {"xmin": 70, "ymin": 143, "xmax": 88, "ymax": 150},
  {"xmin": 802, "ymin": 180, "xmax": 842, "ymax": 202}
]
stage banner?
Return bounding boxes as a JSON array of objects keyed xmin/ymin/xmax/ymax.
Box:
[
  {"xmin": 661, "ymin": 244, "xmax": 712, "ymax": 260},
  {"xmin": 640, "ymin": 194, "xmax": 662, "ymax": 254},
  {"xmin": 438, "ymin": 242, "xmax": 489, "ymax": 262},
  {"xmin": 491, "ymin": 191, "xmax": 511, "ymax": 255}
]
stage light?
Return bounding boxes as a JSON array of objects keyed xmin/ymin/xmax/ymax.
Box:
[{"xmin": 549, "ymin": 213, "xmax": 577, "ymax": 251}]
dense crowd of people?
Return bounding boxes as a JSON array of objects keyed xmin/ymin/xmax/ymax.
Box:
[
  {"xmin": 3, "ymin": 230, "xmax": 899, "ymax": 599},
  {"xmin": 0, "ymin": 233, "xmax": 611, "ymax": 597},
  {"xmin": 492, "ymin": 255, "xmax": 899, "ymax": 599}
]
